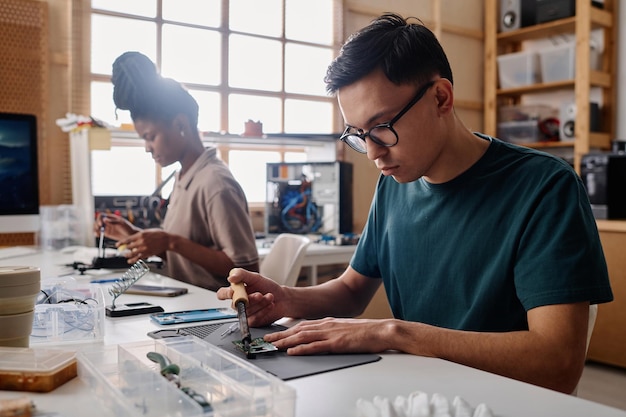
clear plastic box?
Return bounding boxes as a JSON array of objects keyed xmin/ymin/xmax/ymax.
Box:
[
  {"xmin": 77, "ymin": 337, "xmax": 296, "ymax": 417},
  {"xmin": 497, "ymin": 120, "xmax": 541, "ymax": 143},
  {"xmin": 497, "ymin": 50, "xmax": 540, "ymax": 88},
  {"xmin": 30, "ymin": 280, "xmax": 105, "ymax": 345},
  {"xmin": 0, "ymin": 346, "xmax": 77, "ymax": 392},
  {"xmin": 539, "ymin": 42, "xmax": 601, "ymax": 83},
  {"xmin": 499, "ymin": 104, "xmax": 558, "ymax": 123}
]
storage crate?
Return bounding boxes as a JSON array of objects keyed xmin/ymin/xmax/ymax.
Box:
[
  {"xmin": 497, "ymin": 51, "xmax": 540, "ymax": 88},
  {"xmin": 78, "ymin": 337, "xmax": 296, "ymax": 417},
  {"xmin": 499, "ymin": 104, "xmax": 558, "ymax": 123},
  {"xmin": 539, "ymin": 42, "xmax": 601, "ymax": 83},
  {"xmin": 30, "ymin": 280, "xmax": 105, "ymax": 345},
  {"xmin": 497, "ymin": 120, "xmax": 542, "ymax": 144}
]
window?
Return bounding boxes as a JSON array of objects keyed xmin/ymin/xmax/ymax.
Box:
[{"xmin": 89, "ymin": 0, "xmax": 340, "ymax": 202}]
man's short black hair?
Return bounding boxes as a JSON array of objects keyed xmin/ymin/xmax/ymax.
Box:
[{"xmin": 325, "ymin": 13, "xmax": 453, "ymax": 94}]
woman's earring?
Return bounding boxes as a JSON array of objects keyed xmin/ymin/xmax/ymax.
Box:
[{"xmin": 180, "ymin": 130, "xmax": 185, "ymax": 137}]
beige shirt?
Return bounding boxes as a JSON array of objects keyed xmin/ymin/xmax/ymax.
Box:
[{"xmin": 162, "ymin": 147, "xmax": 258, "ymax": 291}]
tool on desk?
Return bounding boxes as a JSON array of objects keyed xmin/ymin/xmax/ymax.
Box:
[
  {"xmin": 97, "ymin": 214, "xmax": 108, "ymax": 259},
  {"xmin": 105, "ymin": 260, "xmax": 164, "ymax": 317},
  {"xmin": 91, "ymin": 255, "xmax": 131, "ymax": 270},
  {"xmin": 89, "ymin": 278, "xmax": 121, "ymax": 284},
  {"xmin": 146, "ymin": 351, "xmax": 213, "ymax": 413},
  {"xmin": 231, "ymin": 281, "xmax": 253, "ymax": 358},
  {"xmin": 124, "ymin": 284, "xmax": 188, "ymax": 297},
  {"xmin": 220, "ymin": 322, "xmax": 239, "ymax": 337},
  {"xmin": 92, "ymin": 214, "xmax": 140, "ymax": 270}
]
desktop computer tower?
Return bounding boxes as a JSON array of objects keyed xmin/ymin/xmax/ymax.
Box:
[
  {"xmin": 580, "ymin": 153, "xmax": 626, "ymax": 219},
  {"xmin": 265, "ymin": 161, "xmax": 353, "ymax": 236}
]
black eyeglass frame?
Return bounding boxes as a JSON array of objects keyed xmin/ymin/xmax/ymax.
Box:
[{"xmin": 339, "ymin": 80, "xmax": 437, "ymax": 153}]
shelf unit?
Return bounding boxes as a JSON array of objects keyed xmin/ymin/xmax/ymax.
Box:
[{"xmin": 484, "ymin": 0, "xmax": 617, "ymax": 173}]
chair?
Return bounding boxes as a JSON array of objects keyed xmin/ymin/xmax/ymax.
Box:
[
  {"xmin": 572, "ymin": 303, "xmax": 598, "ymax": 396},
  {"xmin": 260, "ymin": 234, "xmax": 311, "ymax": 287},
  {"xmin": 586, "ymin": 304, "xmax": 598, "ymax": 352}
]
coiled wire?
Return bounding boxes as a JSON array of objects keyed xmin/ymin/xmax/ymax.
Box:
[{"xmin": 108, "ymin": 260, "xmax": 150, "ymax": 307}]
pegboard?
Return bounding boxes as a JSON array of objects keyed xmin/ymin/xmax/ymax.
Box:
[{"xmin": 0, "ymin": 0, "xmax": 48, "ymax": 246}]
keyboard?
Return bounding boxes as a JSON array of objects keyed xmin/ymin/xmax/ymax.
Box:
[{"xmin": 0, "ymin": 246, "xmax": 40, "ymax": 260}]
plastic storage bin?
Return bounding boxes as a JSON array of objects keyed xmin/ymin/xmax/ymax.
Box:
[
  {"xmin": 499, "ymin": 104, "xmax": 558, "ymax": 123},
  {"xmin": 30, "ymin": 279, "xmax": 105, "ymax": 345},
  {"xmin": 78, "ymin": 337, "xmax": 296, "ymax": 417},
  {"xmin": 39, "ymin": 205, "xmax": 83, "ymax": 250},
  {"xmin": 0, "ymin": 346, "xmax": 77, "ymax": 392},
  {"xmin": 497, "ymin": 50, "xmax": 540, "ymax": 88},
  {"xmin": 497, "ymin": 120, "xmax": 542, "ymax": 144},
  {"xmin": 539, "ymin": 42, "xmax": 601, "ymax": 83}
]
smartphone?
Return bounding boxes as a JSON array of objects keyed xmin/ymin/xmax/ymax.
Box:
[
  {"xmin": 150, "ymin": 308, "xmax": 237, "ymax": 325},
  {"xmin": 124, "ymin": 284, "xmax": 188, "ymax": 297}
]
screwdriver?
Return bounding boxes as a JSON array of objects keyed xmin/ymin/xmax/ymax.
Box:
[{"xmin": 231, "ymin": 281, "xmax": 253, "ymax": 358}]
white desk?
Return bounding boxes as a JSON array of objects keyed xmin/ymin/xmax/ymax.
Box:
[
  {"xmin": 1, "ymin": 249, "xmax": 626, "ymax": 417},
  {"xmin": 258, "ymin": 242, "xmax": 356, "ymax": 285}
]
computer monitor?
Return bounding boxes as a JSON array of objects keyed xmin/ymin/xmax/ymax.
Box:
[{"xmin": 0, "ymin": 112, "xmax": 40, "ymax": 233}]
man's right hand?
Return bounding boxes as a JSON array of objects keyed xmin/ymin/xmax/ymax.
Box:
[{"xmin": 216, "ymin": 268, "xmax": 287, "ymax": 327}]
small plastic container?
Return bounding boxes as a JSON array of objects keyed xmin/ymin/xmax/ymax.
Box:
[
  {"xmin": 499, "ymin": 104, "xmax": 558, "ymax": 123},
  {"xmin": 38, "ymin": 204, "xmax": 83, "ymax": 250},
  {"xmin": 540, "ymin": 43, "xmax": 575, "ymax": 82},
  {"xmin": 497, "ymin": 50, "xmax": 540, "ymax": 88},
  {"xmin": 539, "ymin": 42, "xmax": 601, "ymax": 83},
  {"xmin": 30, "ymin": 280, "xmax": 105, "ymax": 345},
  {"xmin": 497, "ymin": 120, "xmax": 541, "ymax": 143},
  {"xmin": 0, "ymin": 346, "xmax": 77, "ymax": 392},
  {"xmin": 0, "ymin": 266, "xmax": 40, "ymax": 315},
  {"xmin": 0, "ymin": 310, "xmax": 35, "ymax": 347},
  {"xmin": 78, "ymin": 337, "xmax": 296, "ymax": 417}
]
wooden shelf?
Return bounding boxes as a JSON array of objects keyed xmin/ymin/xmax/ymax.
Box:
[
  {"xmin": 484, "ymin": 0, "xmax": 617, "ymax": 174},
  {"xmin": 496, "ymin": 7, "xmax": 613, "ymax": 44},
  {"xmin": 496, "ymin": 70, "xmax": 612, "ymax": 97},
  {"xmin": 512, "ymin": 132, "xmax": 611, "ymax": 151}
]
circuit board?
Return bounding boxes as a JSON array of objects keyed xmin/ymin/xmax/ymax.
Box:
[{"xmin": 233, "ymin": 337, "xmax": 278, "ymax": 355}]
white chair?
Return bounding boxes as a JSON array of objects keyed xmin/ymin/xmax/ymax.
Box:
[
  {"xmin": 260, "ymin": 234, "xmax": 311, "ymax": 287},
  {"xmin": 586, "ymin": 304, "xmax": 598, "ymax": 352},
  {"xmin": 572, "ymin": 303, "xmax": 598, "ymax": 396}
]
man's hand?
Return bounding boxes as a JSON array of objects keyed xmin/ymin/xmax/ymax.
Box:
[
  {"xmin": 216, "ymin": 268, "xmax": 287, "ymax": 327},
  {"xmin": 263, "ymin": 317, "xmax": 394, "ymax": 355}
]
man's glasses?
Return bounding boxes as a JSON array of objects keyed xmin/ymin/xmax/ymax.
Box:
[{"xmin": 339, "ymin": 80, "xmax": 436, "ymax": 154}]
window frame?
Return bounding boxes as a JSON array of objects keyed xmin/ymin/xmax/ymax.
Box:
[{"xmin": 88, "ymin": 0, "xmax": 342, "ymax": 200}]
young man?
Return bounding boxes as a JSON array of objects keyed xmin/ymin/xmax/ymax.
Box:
[{"xmin": 217, "ymin": 13, "xmax": 612, "ymax": 394}]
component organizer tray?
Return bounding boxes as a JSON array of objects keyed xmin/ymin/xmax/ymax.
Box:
[{"xmin": 77, "ymin": 336, "xmax": 296, "ymax": 417}]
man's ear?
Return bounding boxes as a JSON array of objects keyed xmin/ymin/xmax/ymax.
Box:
[{"xmin": 434, "ymin": 79, "xmax": 454, "ymax": 116}]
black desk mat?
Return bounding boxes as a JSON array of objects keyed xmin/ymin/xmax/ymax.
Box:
[{"xmin": 148, "ymin": 320, "xmax": 381, "ymax": 380}]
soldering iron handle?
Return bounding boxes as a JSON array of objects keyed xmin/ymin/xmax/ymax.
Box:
[{"xmin": 231, "ymin": 282, "xmax": 249, "ymax": 306}]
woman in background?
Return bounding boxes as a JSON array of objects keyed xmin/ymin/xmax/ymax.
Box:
[{"xmin": 95, "ymin": 51, "xmax": 258, "ymax": 291}]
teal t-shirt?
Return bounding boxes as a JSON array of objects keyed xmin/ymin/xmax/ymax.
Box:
[{"xmin": 351, "ymin": 135, "xmax": 613, "ymax": 332}]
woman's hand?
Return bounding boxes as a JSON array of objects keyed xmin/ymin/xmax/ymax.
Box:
[
  {"xmin": 116, "ymin": 229, "xmax": 170, "ymax": 263},
  {"xmin": 94, "ymin": 213, "xmax": 138, "ymax": 242}
]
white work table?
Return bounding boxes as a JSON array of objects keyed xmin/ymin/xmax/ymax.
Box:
[{"xmin": 1, "ymin": 248, "xmax": 625, "ymax": 417}]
